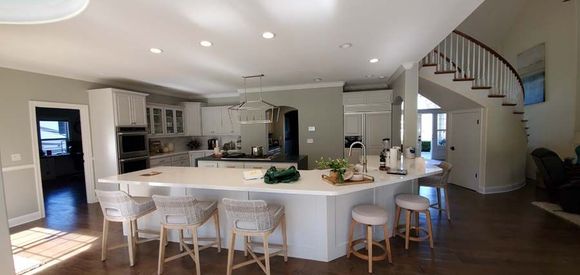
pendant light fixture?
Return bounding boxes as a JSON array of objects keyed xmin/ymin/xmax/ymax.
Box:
[
  {"xmin": 228, "ymin": 74, "xmax": 279, "ymax": 125},
  {"xmin": 0, "ymin": 0, "xmax": 90, "ymax": 25}
]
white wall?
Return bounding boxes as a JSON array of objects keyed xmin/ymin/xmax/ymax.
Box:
[
  {"xmin": 0, "ymin": 67, "xmax": 191, "ymax": 224},
  {"xmin": 391, "ymin": 63, "xmax": 419, "ymax": 148},
  {"xmin": 502, "ymin": 0, "xmax": 578, "ymax": 178}
]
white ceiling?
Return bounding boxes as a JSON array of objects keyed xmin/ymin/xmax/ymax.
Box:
[{"xmin": 0, "ymin": 0, "xmax": 482, "ymax": 97}]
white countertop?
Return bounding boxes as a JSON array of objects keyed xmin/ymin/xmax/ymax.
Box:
[{"xmin": 99, "ymin": 158, "xmax": 441, "ymax": 196}]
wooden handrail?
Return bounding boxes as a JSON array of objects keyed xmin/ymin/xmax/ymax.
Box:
[{"xmin": 452, "ymin": 30, "xmax": 524, "ymax": 95}]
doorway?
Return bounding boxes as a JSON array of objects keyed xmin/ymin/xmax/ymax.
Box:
[
  {"xmin": 418, "ymin": 111, "xmax": 446, "ymax": 160},
  {"xmin": 284, "ymin": 110, "xmax": 299, "ymax": 156},
  {"xmin": 29, "ymin": 101, "xmax": 96, "ymax": 222},
  {"xmin": 35, "ymin": 107, "xmax": 87, "ymax": 222}
]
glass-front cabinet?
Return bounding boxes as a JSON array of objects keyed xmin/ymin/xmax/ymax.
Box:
[
  {"xmin": 175, "ymin": 109, "xmax": 184, "ymax": 134},
  {"xmin": 165, "ymin": 109, "xmax": 175, "ymax": 134},
  {"xmin": 147, "ymin": 105, "xmax": 185, "ymax": 136},
  {"xmin": 150, "ymin": 106, "xmax": 164, "ymax": 135}
]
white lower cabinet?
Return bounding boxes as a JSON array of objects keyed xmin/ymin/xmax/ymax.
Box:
[
  {"xmin": 217, "ymin": 161, "xmax": 245, "ymax": 168},
  {"xmin": 197, "ymin": 161, "xmax": 218, "ymax": 168},
  {"xmin": 150, "ymin": 153, "xmax": 190, "ymax": 168}
]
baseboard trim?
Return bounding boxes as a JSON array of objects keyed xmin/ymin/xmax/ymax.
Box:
[
  {"xmin": 9, "ymin": 211, "xmax": 41, "ymax": 228},
  {"xmin": 483, "ymin": 180, "xmax": 526, "ymax": 194}
]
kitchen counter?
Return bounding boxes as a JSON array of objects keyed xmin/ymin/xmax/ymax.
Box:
[{"xmin": 98, "ymin": 158, "xmax": 440, "ymax": 262}]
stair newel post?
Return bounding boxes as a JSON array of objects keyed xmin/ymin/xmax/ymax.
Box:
[
  {"xmin": 443, "ymin": 35, "xmax": 448, "ymax": 71},
  {"xmin": 437, "ymin": 42, "xmax": 441, "ymax": 71}
]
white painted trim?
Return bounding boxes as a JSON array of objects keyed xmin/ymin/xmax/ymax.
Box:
[
  {"xmin": 1, "ymin": 164, "xmax": 35, "ymax": 172},
  {"xmin": 8, "ymin": 211, "xmax": 41, "ymax": 228},
  {"xmin": 236, "ymin": 81, "xmax": 345, "ymax": 94},
  {"xmin": 28, "ymin": 101, "xmax": 98, "ymax": 221},
  {"xmin": 482, "ymin": 180, "xmax": 526, "ymax": 194}
]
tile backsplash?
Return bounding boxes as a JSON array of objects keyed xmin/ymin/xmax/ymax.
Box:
[{"xmin": 149, "ymin": 135, "xmax": 241, "ymax": 153}]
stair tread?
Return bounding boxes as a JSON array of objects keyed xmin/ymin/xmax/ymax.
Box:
[
  {"xmin": 473, "ymin": 86, "xmax": 492, "ymax": 90},
  {"xmin": 435, "ymin": 70, "xmax": 457, "ymax": 74},
  {"xmin": 453, "ymin": 78, "xmax": 475, "ymax": 81},
  {"xmin": 488, "ymin": 94, "xmax": 506, "ymax": 98}
]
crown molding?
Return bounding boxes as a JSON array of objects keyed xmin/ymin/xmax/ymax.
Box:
[
  {"xmin": 202, "ymin": 92, "xmax": 240, "ymax": 99},
  {"xmin": 236, "ymin": 81, "xmax": 345, "ymax": 94}
]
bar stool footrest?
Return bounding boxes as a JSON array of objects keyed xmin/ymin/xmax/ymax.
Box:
[{"xmin": 350, "ymin": 239, "xmax": 387, "ymax": 261}]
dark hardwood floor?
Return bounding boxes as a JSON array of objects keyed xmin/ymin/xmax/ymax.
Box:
[{"xmin": 10, "ymin": 183, "xmax": 580, "ymax": 275}]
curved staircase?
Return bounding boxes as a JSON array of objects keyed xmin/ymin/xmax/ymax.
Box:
[
  {"xmin": 418, "ymin": 30, "xmax": 528, "ymax": 194},
  {"xmin": 420, "ymin": 30, "xmax": 528, "ymax": 137}
]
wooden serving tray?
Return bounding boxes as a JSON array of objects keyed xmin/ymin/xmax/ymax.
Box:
[{"xmin": 322, "ymin": 174, "xmax": 375, "ymax": 186}]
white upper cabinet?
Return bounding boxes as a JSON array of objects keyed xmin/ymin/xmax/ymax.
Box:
[
  {"xmin": 113, "ymin": 90, "xmax": 147, "ymax": 126},
  {"xmin": 344, "ymin": 113, "xmax": 363, "ymax": 136},
  {"xmin": 343, "ymin": 90, "xmax": 393, "ymax": 113},
  {"xmin": 181, "ymin": 102, "xmax": 203, "ymax": 136},
  {"xmin": 201, "ymin": 106, "xmax": 240, "ymax": 136}
]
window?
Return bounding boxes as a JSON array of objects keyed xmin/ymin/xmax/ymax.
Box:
[
  {"xmin": 39, "ymin": 120, "xmax": 70, "ymax": 155},
  {"xmin": 436, "ymin": 113, "xmax": 447, "ymax": 146}
]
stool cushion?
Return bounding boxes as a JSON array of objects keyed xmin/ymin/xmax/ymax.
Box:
[
  {"xmin": 352, "ymin": 204, "xmax": 388, "ymax": 225},
  {"xmin": 395, "ymin": 194, "xmax": 430, "ymax": 211}
]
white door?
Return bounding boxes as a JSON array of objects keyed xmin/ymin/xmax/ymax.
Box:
[
  {"xmin": 344, "ymin": 113, "xmax": 363, "ymax": 136},
  {"xmin": 114, "ymin": 92, "xmax": 133, "ymax": 126},
  {"xmin": 448, "ymin": 110, "xmax": 481, "ymax": 191},
  {"xmin": 131, "ymin": 95, "xmax": 147, "ymax": 126},
  {"xmin": 365, "ymin": 112, "xmax": 391, "ymax": 155},
  {"xmin": 431, "ymin": 113, "xmax": 447, "ymax": 160}
]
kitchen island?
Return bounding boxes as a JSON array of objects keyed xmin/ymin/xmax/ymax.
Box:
[{"xmin": 98, "ymin": 158, "xmax": 441, "ymax": 262}]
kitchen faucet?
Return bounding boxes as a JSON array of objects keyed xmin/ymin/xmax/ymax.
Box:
[{"xmin": 348, "ymin": 141, "xmax": 367, "ymax": 173}]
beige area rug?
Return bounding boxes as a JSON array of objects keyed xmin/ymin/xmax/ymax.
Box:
[{"xmin": 532, "ymin": 201, "xmax": 580, "ymax": 227}]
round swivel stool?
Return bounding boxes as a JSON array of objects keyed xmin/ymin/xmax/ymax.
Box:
[
  {"xmin": 347, "ymin": 204, "xmax": 393, "ymax": 273},
  {"xmin": 393, "ymin": 194, "xmax": 433, "ymax": 249}
]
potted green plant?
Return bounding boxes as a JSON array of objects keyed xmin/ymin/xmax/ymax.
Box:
[{"xmin": 316, "ymin": 157, "xmax": 349, "ymax": 183}]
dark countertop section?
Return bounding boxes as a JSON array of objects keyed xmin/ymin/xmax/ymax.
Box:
[{"xmin": 196, "ymin": 154, "xmax": 308, "ymax": 169}]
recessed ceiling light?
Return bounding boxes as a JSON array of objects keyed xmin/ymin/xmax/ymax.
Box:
[
  {"xmin": 369, "ymin": 58, "xmax": 379, "ymax": 63},
  {"xmin": 149, "ymin": 48, "xmax": 163, "ymax": 54},
  {"xmin": 379, "ymin": 76, "xmax": 386, "ymax": 79},
  {"xmin": 200, "ymin": 40, "xmax": 213, "ymax": 47},
  {"xmin": 365, "ymin": 74, "xmax": 375, "ymax": 78},
  {"xmin": 314, "ymin": 78, "xmax": 322, "ymax": 82},
  {"xmin": 262, "ymin": 32, "xmax": 275, "ymax": 39},
  {"xmin": 339, "ymin": 43, "xmax": 352, "ymax": 49}
]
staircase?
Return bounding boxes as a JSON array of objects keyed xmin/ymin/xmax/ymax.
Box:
[
  {"xmin": 418, "ymin": 30, "xmax": 528, "ymax": 194},
  {"xmin": 420, "ymin": 30, "xmax": 528, "ymax": 136}
]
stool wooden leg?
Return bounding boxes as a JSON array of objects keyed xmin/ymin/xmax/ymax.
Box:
[
  {"xmin": 404, "ymin": 210, "xmax": 411, "ymax": 250},
  {"xmin": 179, "ymin": 229, "xmax": 185, "ymax": 252},
  {"xmin": 444, "ymin": 186, "xmax": 451, "ymax": 221},
  {"xmin": 244, "ymin": 236, "xmax": 250, "ymax": 257},
  {"xmin": 366, "ymin": 225, "xmax": 373, "ymax": 273},
  {"xmin": 214, "ymin": 210, "xmax": 222, "ymax": 253},
  {"xmin": 281, "ymin": 214, "xmax": 288, "ymax": 262},
  {"xmin": 425, "ymin": 210, "xmax": 434, "ymax": 248},
  {"xmin": 383, "ymin": 224, "xmax": 392, "ymax": 264},
  {"xmin": 347, "ymin": 218, "xmax": 355, "ymax": 258},
  {"xmin": 192, "ymin": 227, "xmax": 201, "ymax": 275},
  {"xmin": 263, "ymin": 234, "xmax": 271, "ymax": 275},
  {"xmin": 101, "ymin": 219, "xmax": 109, "ymax": 261},
  {"xmin": 436, "ymin": 187, "xmax": 442, "ymax": 211},
  {"xmin": 127, "ymin": 221, "xmax": 135, "ymax": 267},
  {"xmin": 157, "ymin": 226, "xmax": 167, "ymax": 275},
  {"xmin": 131, "ymin": 220, "xmax": 138, "ymax": 252},
  {"xmin": 393, "ymin": 206, "xmax": 401, "ymax": 236},
  {"xmin": 226, "ymin": 230, "xmax": 236, "ymax": 275},
  {"xmin": 414, "ymin": 211, "xmax": 420, "ymax": 237}
]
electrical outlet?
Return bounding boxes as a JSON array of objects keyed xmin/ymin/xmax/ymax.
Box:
[
  {"xmin": 11, "ymin": 154, "xmax": 21, "ymax": 162},
  {"xmin": 308, "ymin": 126, "xmax": 316, "ymax": 132},
  {"xmin": 306, "ymin": 138, "xmax": 314, "ymax": 144}
]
